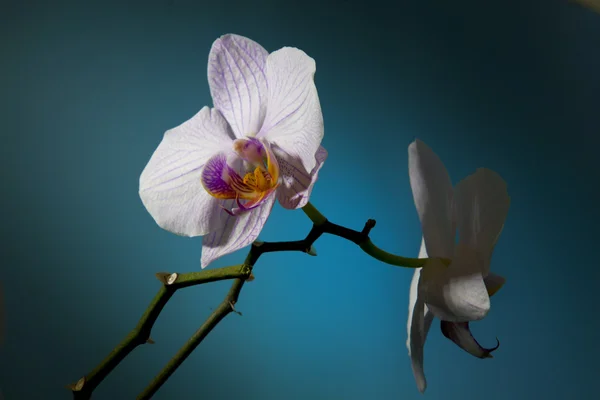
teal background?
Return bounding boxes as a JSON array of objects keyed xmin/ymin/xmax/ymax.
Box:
[{"xmin": 1, "ymin": 0, "xmax": 599, "ymax": 399}]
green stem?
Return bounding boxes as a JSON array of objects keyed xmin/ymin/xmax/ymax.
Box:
[
  {"xmin": 71, "ymin": 201, "xmax": 432, "ymax": 399},
  {"xmin": 137, "ymin": 278, "xmax": 246, "ymax": 400},
  {"xmin": 359, "ymin": 239, "xmax": 426, "ymax": 268},
  {"xmin": 68, "ymin": 287, "xmax": 174, "ymax": 398},
  {"xmin": 68, "ymin": 265, "xmax": 251, "ymax": 399},
  {"xmin": 137, "ymin": 243, "xmax": 271, "ymax": 399},
  {"xmin": 168, "ymin": 264, "xmax": 252, "ymax": 288},
  {"xmin": 138, "ymin": 205, "xmax": 431, "ymax": 397},
  {"xmin": 302, "ymin": 202, "xmax": 428, "ymax": 268},
  {"xmin": 301, "ymin": 201, "xmax": 327, "ymax": 225}
]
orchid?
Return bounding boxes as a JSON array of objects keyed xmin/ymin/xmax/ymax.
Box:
[
  {"xmin": 139, "ymin": 34, "xmax": 327, "ymax": 268},
  {"xmin": 68, "ymin": 35, "xmax": 516, "ymax": 399},
  {"xmin": 406, "ymin": 139, "xmax": 510, "ymax": 393}
]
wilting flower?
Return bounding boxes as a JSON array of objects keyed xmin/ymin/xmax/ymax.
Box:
[
  {"xmin": 139, "ymin": 34, "xmax": 327, "ymax": 268},
  {"xmin": 406, "ymin": 139, "xmax": 510, "ymax": 393}
]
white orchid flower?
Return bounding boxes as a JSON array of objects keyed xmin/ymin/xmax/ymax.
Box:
[
  {"xmin": 406, "ymin": 139, "xmax": 510, "ymax": 393},
  {"xmin": 139, "ymin": 34, "xmax": 327, "ymax": 268}
]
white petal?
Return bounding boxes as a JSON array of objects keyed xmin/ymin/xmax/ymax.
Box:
[
  {"xmin": 408, "ymin": 139, "xmax": 455, "ymax": 259},
  {"xmin": 454, "ymin": 168, "xmax": 510, "ymax": 275},
  {"xmin": 207, "ymin": 34, "xmax": 269, "ymax": 138},
  {"xmin": 419, "ymin": 243, "xmax": 490, "ymax": 322},
  {"xmin": 258, "ymin": 47, "xmax": 324, "ymax": 173},
  {"xmin": 407, "ymin": 277, "xmax": 435, "ymax": 394},
  {"xmin": 406, "ymin": 237, "xmax": 429, "ymax": 349},
  {"xmin": 417, "ymin": 236, "xmax": 429, "ymax": 259},
  {"xmin": 407, "ymin": 239, "xmax": 429, "ymax": 349},
  {"xmin": 407, "ymin": 239, "xmax": 434, "ymax": 394},
  {"xmin": 407, "ymin": 269, "xmax": 421, "ymax": 350},
  {"xmin": 139, "ymin": 107, "xmax": 234, "ymax": 237},
  {"xmin": 274, "ymin": 145, "xmax": 328, "ymax": 209},
  {"xmin": 200, "ymin": 194, "xmax": 276, "ymax": 268}
]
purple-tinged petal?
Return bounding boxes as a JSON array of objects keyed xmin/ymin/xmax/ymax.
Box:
[
  {"xmin": 274, "ymin": 145, "xmax": 328, "ymax": 209},
  {"xmin": 407, "ymin": 239, "xmax": 435, "ymax": 394},
  {"xmin": 440, "ymin": 321, "xmax": 500, "ymax": 359},
  {"xmin": 454, "ymin": 168, "xmax": 510, "ymax": 276},
  {"xmin": 408, "ymin": 139, "xmax": 455, "ymax": 259},
  {"xmin": 258, "ymin": 47, "xmax": 324, "ymax": 174},
  {"xmin": 139, "ymin": 107, "xmax": 234, "ymax": 237},
  {"xmin": 200, "ymin": 194, "xmax": 276, "ymax": 268},
  {"xmin": 208, "ymin": 34, "xmax": 269, "ymax": 138}
]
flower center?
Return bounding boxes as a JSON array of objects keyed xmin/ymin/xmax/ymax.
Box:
[
  {"xmin": 230, "ymin": 137, "xmax": 278, "ymax": 194},
  {"xmin": 201, "ymin": 137, "xmax": 280, "ymax": 216}
]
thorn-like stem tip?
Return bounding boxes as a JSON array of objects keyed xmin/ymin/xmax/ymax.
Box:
[
  {"xmin": 229, "ymin": 301, "xmax": 243, "ymax": 316},
  {"xmin": 362, "ymin": 219, "xmax": 376, "ymax": 235},
  {"xmin": 68, "ymin": 377, "xmax": 85, "ymax": 391},
  {"xmin": 155, "ymin": 272, "xmax": 171, "ymax": 284}
]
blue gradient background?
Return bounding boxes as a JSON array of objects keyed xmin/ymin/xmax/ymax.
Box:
[{"xmin": 1, "ymin": 0, "xmax": 599, "ymax": 399}]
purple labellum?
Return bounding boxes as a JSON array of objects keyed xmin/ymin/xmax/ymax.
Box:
[
  {"xmin": 201, "ymin": 153, "xmax": 237, "ymax": 199},
  {"xmin": 202, "ymin": 138, "xmax": 280, "ymax": 217},
  {"xmin": 440, "ymin": 321, "xmax": 500, "ymax": 359}
]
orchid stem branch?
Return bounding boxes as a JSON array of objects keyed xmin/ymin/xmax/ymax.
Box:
[
  {"xmin": 136, "ymin": 228, "xmax": 326, "ymax": 398},
  {"xmin": 303, "ymin": 202, "xmax": 428, "ymax": 268},
  {"xmin": 136, "ymin": 276, "xmax": 247, "ymax": 400},
  {"xmin": 67, "ymin": 265, "xmax": 251, "ymax": 399},
  {"xmin": 70, "ymin": 201, "xmax": 426, "ymax": 399},
  {"xmin": 136, "ymin": 212, "xmax": 381, "ymax": 397}
]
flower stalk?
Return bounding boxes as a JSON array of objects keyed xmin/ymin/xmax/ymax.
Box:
[{"xmin": 68, "ymin": 202, "xmax": 430, "ymax": 399}]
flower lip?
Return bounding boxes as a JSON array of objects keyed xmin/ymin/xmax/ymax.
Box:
[
  {"xmin": 201, "ymin": 137, "xmax": 280, "ymax": 216},
  {"xmin": 440, "ymin": 321, "xmax": 500, "ymax": 359}
]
